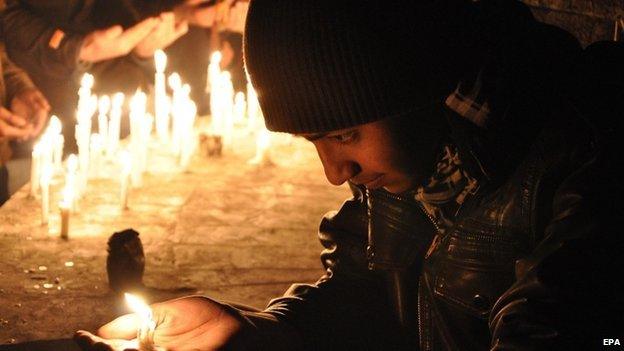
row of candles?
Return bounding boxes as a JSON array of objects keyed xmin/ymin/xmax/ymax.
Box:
[{"xmin": 29, "ymin": 49, "xmax": 272, "ymax": 240}]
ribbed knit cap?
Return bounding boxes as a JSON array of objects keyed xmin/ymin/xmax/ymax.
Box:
[{"xmin": 244, "ymin": 0, "xmax": 478, "ymax": 134}]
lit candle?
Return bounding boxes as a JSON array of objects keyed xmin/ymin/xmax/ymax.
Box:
[
  {"xmin": 129, "ymin": 91, "xmax": 147, "ymax": 187},
  {"xmin": 30, "ymin": 143, "xmax": 42, "ymax": 197},
  {"xmin": 124, "ymin": 293, "xmax": 157, "ymax": 351},
  {"xmin": 47, "ymin": 115, "xmax": 64, "ymax": 171},
  {"xmin": 233, "ymin": 92, "xmax": 246, "ymax": 125},
  {"xmin": 66, "ymin": 154, "xmax": 79, "ymax": 209},
  {"xmin": 40, "ymin": 165, "xmax": 52, "ymax": 225},
  {"xmin": 168, "ymin": 73, "xmax": 182, "ymax": 154},
  {"xmin": 220, "ymin": 71, "xmax": 234, "ymax": 147},
  {"xmin": 119, "ymin": 150, "xmax": 132, "ymax": 210},
  {"xmin": 90, "ymin": 133, "xmax": 104, "ymax": 178},
  {"xmin": 246, "ymin": 83, "xmax": 260, "ymax": 132},
  {"xmin": 78, "ymin": 73, "xmax": 94, "ymax": 111},
  {"xmin": 59, "ymin": 185, "xmax": 73, "ymax": 240},
  {"xmin": 98, "ymin": 95, "xmax": 110, "ymax": 151},
  {"xmin": 179, "ymin": 100, "xmax": 197, "ymax": 169},
  {"xmin": 249, "ymin": 124, "xmax": 273, "ymax": 166},
  {"xmin": 108, "ymin": 92, "xmax": 124, "ymax": 158},
  {"xmin": 154, "ymin": 50, "xmax": 169, "ymax": 143}
]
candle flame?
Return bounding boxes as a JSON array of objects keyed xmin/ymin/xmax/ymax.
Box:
[
  {"xmin": 80, "ymin": 73, "xmax": 94, "ymax": 89},
  {"xmin": 40, "ymin": 164, "xmax": 53, "ymax": 185},
  {"xmin": 47, "ymin": 116, "xmax": 62, "ymax": 135},
  {"xmin": 124, "ymin": 293, "xmax": 152, "ymax": 321},
  {"xmin": 67, "ymin": 154, "xmax": 78, "ymax": 173},
  {"xmin": 98, "ymin": 95, "xmax": 111, "ymax": 115},
  {"xmin": 112, "ymin": 92, "xmax": 125, "ymax": 109},
  {"xmin": 168, "ymin": 73, "xmax": 182, "ymax": 91},
  {"xmin": 120, "ymin": 150, "xmax": 132, "ymax": 175},
  {"xmin": 60, "ymin": 184, "xmax": 74, "ymax": 208},
  {"xmin": 154, "ymin": 50, "xmax": 167, "ymax": 73},
  {"xmin": 210, "ymin": 51, "xmax": 222, "ymax": 64}
]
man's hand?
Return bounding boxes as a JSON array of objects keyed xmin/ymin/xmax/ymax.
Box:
[
  {"xmin": 10, "ymin": 88, "xmax": 50, "ymax": 138},
  {"xmin": 79, "ymin": 17, "xmax": 160, "ymax": 63},
  {"xmin": 0, "ymin": 106, "xmax": 33, "ymax": 141},
  {"xmin": 133, "ymin": 12, "xmax": 189, "ymax": 59},
  {"xmin": 74, "ymin": 296, "xmax": 246, "ymax": 351}
]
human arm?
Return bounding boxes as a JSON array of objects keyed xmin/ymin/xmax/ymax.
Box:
[{"xmin": 489, "ymin": 148, "xmax": 624, "ymax": 350}]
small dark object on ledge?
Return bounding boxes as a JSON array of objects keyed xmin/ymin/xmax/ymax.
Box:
[{"xmin": 106, "ymin": 229, "xmax": 145, "ymax": 293}]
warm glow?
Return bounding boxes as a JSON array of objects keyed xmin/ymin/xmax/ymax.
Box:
[
  {"xmin": 67, "ymin": 154, "xmax": 78, "ymax": 173},
  {"xmin": 210, "ymin": 51, "xmax": 222, "ymax": 64},
  {"xmin": 235, "ymin": 92, "xmax": 245, "ymax": 105},
  {"xmin": 120, "ymin": 150, "xmax": 132, "ymax": 175},
  {"xmin": 40, "ymin": 164, "xmax": 53, "ymax": 185},
  {"xmin": 168, "ymin": 73, "xmax": 182, "ymax": 91},
  {"xmin": 47, "ymin": 115, "xmax": 62, "ymax": 135},
  {"xmin": 98, "ymin": 95, "xmax": 111, "ymax": 115},
  {"xmin": 154, "ymin": 50, "xmax": 167, "ymax": 73},
  {"xmin": 257, "ymin": 128, "xmax": 271, "ymax": 151},
  {"xmin": 80, "ymin": 73, "xmax": 94, "ymax": 89},
  {"xmin": 130, "ymin": 90, "xmax": 147, "ymax": 113},
  {"xmin": 59, "ymin": 185, "xmax": 74, "ymax": 209},
  {"xmin": 112, "ymin": 92, "xmax": 125, "ymax": 109},
  {"xmin": 124, "ymin": 293, "xmax": 152, "ymax": 321}
]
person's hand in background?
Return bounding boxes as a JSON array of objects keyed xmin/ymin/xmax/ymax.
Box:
[
  {"xmin": 79, "ymin": 17, "xmax": 160, "ymax": 63},
  {"xmin": 133, "ymin": 12, "xmax": 189, "ymax": 59},
  {"xmin": 10, "ymin": 88, "xmax": 50, "ymax": 138},
  {"xmin": 0, "ymin": 106, "xmax": 33, "ymax": 141}
]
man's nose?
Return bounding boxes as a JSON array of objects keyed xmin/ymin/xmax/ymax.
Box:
[{"xmin": 317, "ymin": 148, "xmax": 359, "ymax": 186}]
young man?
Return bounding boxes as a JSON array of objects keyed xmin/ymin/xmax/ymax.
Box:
[{"xmin": 76, "ymin": 0, "xmax": 623, "ymax": 350}]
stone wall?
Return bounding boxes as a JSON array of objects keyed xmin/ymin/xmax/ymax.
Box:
[{"xmin": 522, "ymin": 0, "xmax": 623, "ymax": 46}]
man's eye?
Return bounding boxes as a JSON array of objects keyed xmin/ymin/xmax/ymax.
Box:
[{"xmin": 330, "ymin": 131, "xmax": 356, "ymax": 143}]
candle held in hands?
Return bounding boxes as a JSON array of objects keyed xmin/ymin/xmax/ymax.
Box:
[{"xmin": 124, "ymin": 293, "xmax": 157, "ymax": 351}]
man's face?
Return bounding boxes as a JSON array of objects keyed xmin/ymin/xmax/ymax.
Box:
[{"xmin": 301, "ymin": 119, "xmax": 428, "ymax": 194}]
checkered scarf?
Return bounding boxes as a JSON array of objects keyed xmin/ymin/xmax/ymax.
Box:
[{"xmin": 413, "ymin": 75, "xmax": 489, "ymax": 235}]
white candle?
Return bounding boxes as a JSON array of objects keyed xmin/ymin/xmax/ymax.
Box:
[
  {"xmin": 124, "ymin": 293, "xmax": 157, "ymax": 351},
  {"xmin": 233, "ymin": 92, "xmax": 246, "ymax": 125},
  {"xmin": 154, "ymin": 50, "xmax": 169, "ymax": 143},
  {"xmin": 66, "ymin": 154, "xmax": 79, "ymax": 208},
  {"xmin": 90, "ymin": 134, "xmax": 104, "ymax": 178},
  {"xmin": 30, "ymin": 143, "xmax": 42, "ymax": 197},
  {"xmin": 119, "ymin": 150, "xmax": 132, "ymax": 210},
  {"xmin": 220, "ymin": 71, "xmax": 234, "ymax": 147},
  {"xmin": 108, "ymin": 93, "xmax": 124, "ymax": 158},
  {"xmin": 78, "ymin": 73, "xmax": 94, "ymax": 111},
  {"xmin": 249, "ymin": 123, "xmax": 272, "ymax": 166},
  {"xmin": 40, "ymin": 165, "xmax": 52, "ymax": 225},
  {"xmin": 98, "ymin": 95, "xmax": 110, "ymax": 150},
  {"xmin": 179, "ymin": 100, "xmax": 197, "ymax": 169},
  {"xmin": 59, "ymin": 185, "xmax": 73, "ymax": 239},
  {"xmin": 129, "ymin": 91, "xmax": 147, "ymax": 187},
  {"xmin": 246, "ymin": 83, "xmax": 260, "ymax": 132}
]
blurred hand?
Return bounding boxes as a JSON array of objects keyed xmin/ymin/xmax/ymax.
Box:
[
  {"xmin": 175, "ymin": 0, "xmax": 217, "ymax": 28},
  {"xmin": 133, "ymin": 12, "xmax": 189, "ymax": 59},
  {"xmin": 0, "ymin": 106, "xmax": 33, "ymax": 141},
  {"xmin": 79, "ymin": 17, "xmax": 160, "ymax": 63},
  {"xmin": 74, "ymin": 296, "xmax": 246, "ymax": 351},
  {"xmin": 10, "ymin": 88, "xmax": 50, "ymax": 138}
]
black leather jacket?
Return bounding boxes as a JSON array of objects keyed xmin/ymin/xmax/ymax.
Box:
[
  {"xmin": 265, "ymin": 95, "xmax": 624, "ymax": 350},
  {"xmin": 262, "ymin": 9, "xmax": 624, "ymax": 350}
]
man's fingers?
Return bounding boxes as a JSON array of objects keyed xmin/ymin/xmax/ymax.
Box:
[
  {"xmin": 174, "ymin": 20, "xmax": 189, "ymax": 38},
  {"xmin": 102, "ymin": 25, "xmax": 124, "ymax": 39},
  {"xmin": 33, "ymin": 92, "xmax": 51, "ymax": 111},
  {"xmin": 119, "ymin": 17, "xmax": 160, "ymax": 46},
  {"xmin": 0, "ymin": 119, "xmax": 33, "ymax": 139},
  {"xmin": 29, "ymin": 110, "xmax": 48, "ymax": 138},
  {"xmin": 0, "ymin": 108, "xmax": 28, "ymax": 127},
  {"xmin": 97, "ymin": 313, "xmax": 141, "ymax": 340},
  {"xmin": 74, "ymin": 331, "xmax": 115, "ymax": 351}
]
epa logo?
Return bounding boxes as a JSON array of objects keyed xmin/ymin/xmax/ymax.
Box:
[{"xmin": 603, "ymin": 339, "xmax": 621, "ymax": 346}]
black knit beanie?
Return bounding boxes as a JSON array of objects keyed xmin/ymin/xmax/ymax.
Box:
[{"xmin": 244, "ymin": 0, "xmax": 479, "ymax": 134}]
